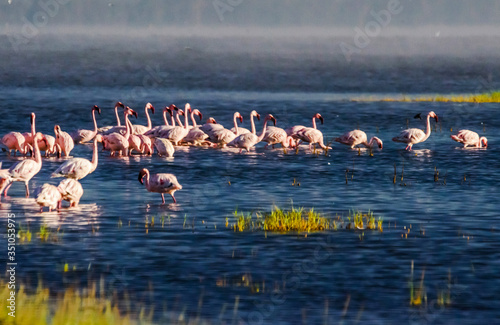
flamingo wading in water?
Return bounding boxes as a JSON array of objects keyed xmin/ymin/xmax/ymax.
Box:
[
  {"xmin": 54, "ymin": 125, "xmax": 75, "ymax": 157},
  {"xmin": 131, "ymin": 103, "xmax": 155, "ymax": 135},
  {"xmin": 451, "ymin": 130, "xmax": 487, "ymax": 148},
  {"xmin": 57, "ymin": 178, "xmax": 84, "ymax": 208},
  {"xmin": 34, "ymin": 184, "xmax": 62, "ymax": 212},
  {"xmin": 335, "ymin": 130, "xmax": 383, "ymax": 149},
  {"xmin": 392, "ymin": 111, "xmax": 438, "ymax": 151},
  {"xmin": 228, "ymin": 114, "xmax": 276, "ymax": 152},
  {"xmin": 72, "ymin": 105, "xmax": 101, "ymax": 144},
  {"xmin": 138, "ymin": 168, "xmax": 182, "ymax": 204}
]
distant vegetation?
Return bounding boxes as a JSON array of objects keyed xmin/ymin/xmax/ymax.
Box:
[{"xmin": 354, "ymin": 91, "xmax": 500, "ymax": 103}]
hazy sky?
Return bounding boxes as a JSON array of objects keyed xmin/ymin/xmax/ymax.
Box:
[{"xmin": 1, "ymin": 0, "xmax": 499, "ymax": 31}]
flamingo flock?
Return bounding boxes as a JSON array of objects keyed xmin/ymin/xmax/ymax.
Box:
[{"xmin": 0, "ymin": 104, "xmax": 489, "ymax": 209}]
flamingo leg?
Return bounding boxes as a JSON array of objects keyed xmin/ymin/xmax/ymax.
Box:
[
  {"xmin": 161, "ymin": 193, "xmax": 165, "ymax": 204},
  {"xmin": 4, "ymin": 182, "xmax": 13, "ymax": 196},
  {"xmin": 25, "ymin": 182, "xmax": 30, "ymax": 197},
  {"xmin": 171, "ymin": 193, "xmax": 177, "ymax": 203}
]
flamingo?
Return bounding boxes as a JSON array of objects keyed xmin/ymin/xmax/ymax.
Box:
[
  {"xmin": 51, "ymin": 134, "xmax": 103, "ymax": 180},
  {"xmin": 228, "ymin": 114, "xmax": 276, "ymax": 153},
  {"xmin": 144, "ymin": 105, "xmax": 176, "ymax": 138},
  {"xmin": 199, "ymin": 117, "xmax": 224, "ymax": 137},
  {"xmin": 102, "ymin": 107, "xmax": 137, "ymax": 156},
  {"xmin": 131, "ymin": 103, "xmax": 155, "ymax": 135},
  {"xmin": 183, "ymin": 109, "xmax": 211, "ymax": 146},
  {"xmin": 72, "ymin": 105, "xmax": 101, "ymax": 144},
  {"xmin": 1, "ymin": 132, "xmax": 29, "ymax": 156},
  {"xmin": 57, "ymin": 178, "xmax": 84, "ymax": 208},
  {"xmin": 335, "ymin": 130, "xmax": 383, "ymax": 149},
  {"xmin": 295, "ymin": 115, "xmax": 330, "ymax": 151},
  {"xmin": 54, "ymin": 125, "xmax": 74, "ymax": 157},
  {"xmin": 263, "ymin": 126, "xmax": 294, "ymax": 149},
  {"xmin": 231, "ymin": 110, "xmax": 260, "ymax": 135},
  {"xmin": 286, "ymin": 113, "xmax": 324, "ymax": 144},
  {"xmin": 210, "ymin": 112, "xmax": 244, "ymax": 147},
  {"xmin": 392, "ymin": 111, "xmax": 438, "ymax": 151},
  {"xmin": 138, "ymin": 134, "xmax": 153, "ymax": 155},
  {"xmin": 451, "ymin": 130, "xmax": 487, "ymax": 148},
  {"xmin": 162, "ymin": 104, "xmax": 191, "ymax": 145},
  {"xmin": 34, "ymin": 184, "xmax": 62, "ymax": 212},
  {"xmin": 0, "ymin": 131, "xmax": 44, "ymax": 197},
  {"xmin": 98, "ymin": 102, "xmax": 126, "ymax": 135},
  {"xmin": 138, "ymin": 168, "xmax": 182, "ymax": 204},
  {"xmin": 37, "ymin": 135, "xmax": 56, "ymax": 157},
  {"xmin": 154, "ymin": 138, "xmax": 175, "ymax": 157}
]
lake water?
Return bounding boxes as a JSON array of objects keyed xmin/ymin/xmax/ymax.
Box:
[{"xmin": 1, "ymin": 34, "xmax": 499, "ymax": 324}]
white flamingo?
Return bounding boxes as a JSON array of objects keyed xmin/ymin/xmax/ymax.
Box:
[
  {"xmin": 183, "ymin": 109, "xmax": 211, "ymax": 145},
  {"xmin": 210, "ymin": 112, "xmax": 244, "ymax": 147},
  {"xmin": 57, "ymin": 178, "xmax": 84, "ymax": 208},
  {"xmin": 231, "ymin": 110, "xmax": 260, "ymax": 135},
  {"xmin": 72, "ymin": 105, "xmax": 101, "ymax": 144},
  {"xmin": 263, "ymin": 126, "xmax": 294, "ymax": 149},
  {"xmin": 138, "ymin": 168, "xmax": 182, "ymax": 204},
  {"xmin": 162, "ymin": 104, "xmax": 191, "ymax": 145},
  {"xmin": 1, "ymin": 132, "xmax": 28, "ymax": 156},
  {"xmin": 154, "ymin": 138, "xmax": 175, "ymax": 157},
  {"xmin": 138, "ymin": 134, "xmax": 153, "ymax": 155},
  {"xmin": 295, "ymin": 114, "xmax": 330, "ymax": 151},
  {"xmin": 22, "ymin": 114, "xmax": 55, "ymax": 157},
  {"xmin": 131, "ymin": 103, "xmax": 155, "ymax": 135},
  {"xmin": 0, "ymin": 131, "xmax": 44, "ymax": 197},
  {"xmin": 286, "ymin": 113, "xmax": 324, "ymax": 144},
  {"xmin": 199, "ymin": 117, "xmax": 224, "ymax": 138},
  {"xmin": 34, "ymin": 184, "xmax": 62, "ymax": 212},
  {"xmin": 102, "ymin": 107, "xmax": 137, "ymax": 156},
  {"xmin": 54, "ymin": 125, "xmax": 74, "ymax": 157},
  {"xmin": 392, "ymin": 111, "xmax": 438, "ymax": 150},
  {"xmin": 228, "ymin": 114, "xmax": 276, "ymax": 152},
  {"xmin": 98, "ymin": 102, "xmax": 125, "ymax": 135},
  {"xmin": 335, "ymin": 130, "xmax": 383, "ymax": 149},
  {"xmin": 144, "ymin": 105, "xmax": 176, "ymax": 138},
  {"xmin": 51, "ymin": 134, "xmax": 103, "ymax": 180},
  {"xmin": 451, "ymin": 130, "xmax": 487, "ymax": 148}
]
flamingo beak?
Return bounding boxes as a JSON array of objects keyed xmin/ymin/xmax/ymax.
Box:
[
  {"xmin": 132, "ymin": 110, "xmax": 138, "ymax": 118},
  {"xmin": 138, "ymin": 173, "xmax": 144, "ymax": 184},
  {"xmin": 256, "ymin": 114, "xmax": 261, "ymax": 121},
  {"xmin": 271, "ymin": 116, "xmax": 277, "ymax": 126},
  {"xmin": 319, "ymin": 116, "xmax": 324, "ymax": 124},
  {"xmin": 94, "ymin": 106, "xmax": 101, "ymax": 115},
  {"xmin": 198, "ymin": 112, "xmax": 203, "ymax": 121},
  {"xmin": 434, "ymin": 115, "xmax": 439, "ymax": 123},
  {"xmin": 30, "ymin": 114, "xmax": 34, "ymax": 125},
  {"xmin": 239, "ymin": 116, "xmax": 243, "ymax": 123},
  {"xmin": 150, "ymin": 106, "xmax": 155, "ymax": 114}
]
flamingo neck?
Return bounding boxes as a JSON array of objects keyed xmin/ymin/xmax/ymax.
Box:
[
  {"xmin": 92, "ymin": 109, "xmax": 98, "ymax": 133},
  {"xmin": 184, "ymin": 108, "xmax": 189, "ymax": 130},
  {"xmin": 190, "ymin": 111, "xmax": 198, "ymax": 127},
  {"xmin": 163, "ymin": 111, "xmax": 170, "ymax": 126},
  {"xmin": 171, "ymin": 114, "xmax": 175, "ymax": 126},
  {"xmin": 124, "ymin": 113, "xmax": 131, "ymax": 139},
  {"xmin": 250, "ymin": 114, "xmax": 257, "ymax": 134},
  {"xmin": 115, "ymin": 106, "xmax": 121, "ymax": 126},
  {"xmin": 479, "ymin": 137, "xmax": 486, "ymax": 148},
  {"xmin": 175, "ymin": 112, "xmax": 183, "ymax": 127},
  {"xmin": 144, "ymin": 171, "xmax": 150, "ymax": 189},
  {"xmin": 422, "ymin": 114, "xmax": 432, "ymax": 142},
  {"xmin": 91, "ymin": 137, "xmax": 99, "ymax": 172},
  {"xmin": 233, "ymin": 114, "xmax": 239, "ymax": 135},
  {"xmin": 31, "ymin": 116, "xmax": 36, "ymax": 136},
  {"xmin": 145, "ymin": 106, "xmax": 152, "ymax": 129},
  {"xmin": 33, "ymin": 136, "xmax": 41, "ymax": 165},
  {"xmin": 257, "ymin": 118, "xmax": 270, "ymax": 142},
  {"xmin": 365, "ymin": 137, "xmax": 375, "ymax": 148},
  {"xmin": 312, "ymin": 116, "xmax": 317, "ymax": 129}
]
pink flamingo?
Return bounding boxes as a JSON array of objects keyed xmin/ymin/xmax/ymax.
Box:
[
  {"xmin": 138, "ymin": 168, "xmax": 182, "ymax": 204},
  {"xmin": 200, "ymin": 117, "xmax": 224, "ymax": 136},
  {"xmin": 263, "ymin": 126, "xmax": 294, "ymax": 149},
  {"xmin": 286, "ymin": 113, "xmax": 324, "ymax": 145},
  {"xmin": 72, "ymin": 105, "xmax": 101, "ymax": 144},
  {"xmin": 0, "ymin": 131, "xmax": 44, "ymax": 197},
  {"xmin": 131, "ymin": 103, "xmax": 155, "ymax": 135},
  {"xmin": 1, "ymin": 132, "xmax": 28, "ymax": 156},
  {"xmin": 57, "ymin": 178, "xmax": 84, "ymax": 208},
  {"xmin": 102, "ymin": 107, "xmax": 137, "ymax": 156},
  {"xmin": 98, "ymin": 102, "xmax": 126, "ymax": 135},
  {"xmin": 228, "ymin": 114, "xmax": 276, "ymax": 152},
  {"xmin": 163, "ymin": 104, "xmax": 192, "ymax": 145},
  {"xmin": 184, "ymin": 109, "xmax": 211, "ymax": 145},
  {"xmin": 295, "ymin": 115, "xmax": 330, "ymax": 151},
  {"xmin": 144, "ymin": 105, "xmax": 176, "ymax": 138},
  {"xmin": 51, "ymin": 134, "xmax": 103, "ymax": 180},
  {"xmin": 211, "ymin": 112, "xmax": 244, "ymax": 147},
  {"xmin": 335, "ymin": 130, "xmax": 383, "ymax": 149},
  {"xmin": 34, "ymin": 183, "xmax": 62, "ymax": 212},
  {"xmin": 451, "ymin": 130, "xmax": 487, "ymax": 148},
  {"xmin": 392, "ymin": 111, "xmax": 438, "ymax": 151},
  {"xmin": 54, "ymin": 125, "xmax": 75, "ymax": 157},
  {"xmin": 22, "ymin": 114, "xmax": 55, "ymax": 157},
  {"xmin": 231, "ymin": 110, "xmax": 260, "ymax": 135},
  {"xmin": 154, "ymin": 138, "xmax": 175, "ymax": 157}
]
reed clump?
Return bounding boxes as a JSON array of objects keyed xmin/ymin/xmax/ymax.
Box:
[{"xmin": 353, "ymin": 91, "xmax": 500, "ymax": 103}]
